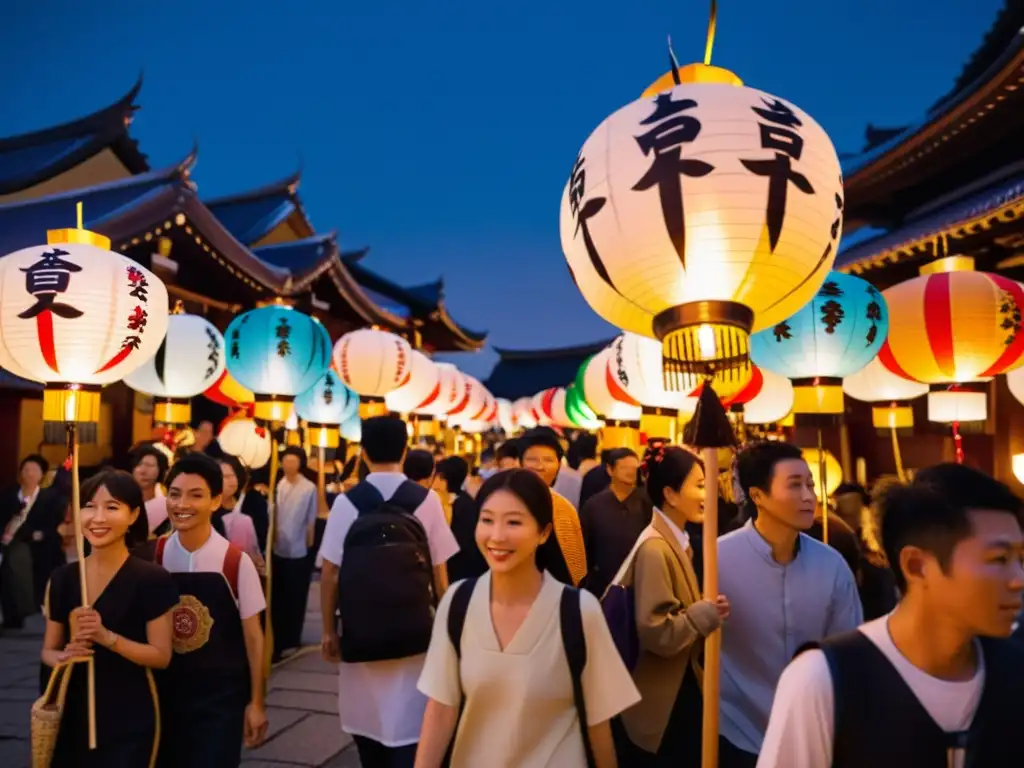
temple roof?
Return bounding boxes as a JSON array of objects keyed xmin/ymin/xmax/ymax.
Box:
[
  {"xmin": 205, "ymin": 170, "xmax": 314, "ymax": 245},
  {"xmin": 837, "ymin": 168, "xmax": 1024, "ymax": 273},
  {"xmin": 484, "ymin": 339, "xmax": 614, "ymax": 400},
  {"xmin": 0, "ymin": 76, "xmax": 149, "ymax": 195}
]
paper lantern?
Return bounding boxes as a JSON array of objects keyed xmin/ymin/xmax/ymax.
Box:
[
  {"xmin": 218, "ymin": 418, "xmax": 271, "ymax": 469},
  {"xmin": 334, "ymin": 328, "xmax": 412, "ymax": 405},
  {"xmin": 294, "ymin": 370, "xmax": 358, "ymax": 448},
  {"xmin": 496, "ymin": 398, "xmax": 516, "ymax": 434},
  {"xmin": 124, "ymin": 312, "xmax": 225, "ymax": 425},
  {"xmin": 802, "ymin": 447, "xmax": 842, "ymax": 500},
  {"xmin": 449, "ymin": 376, "xmax": 488, "ymax": 427},
  {"xmin": 843, "ymin": 354, "xmax": 928, "ymax": 429},
  {"xmin": 415, "ymin": 362, "xmax": 464, "ymax": 417},
  {"xmin": 225, "ymin": 306, "xmax": 331, "ymax": 421},
  {"xmin": 737, "ymin": 367, "xmax": 794, "ymax": 425},
  {"xmin": 580, "ymin": 347, "xmax": 642, "ymax": 424},
  {"xmin": 460, "ymin": 397, "xmax": 499, "ymax": 434},
  {"xmin": 340, "ymin": 413, "xmax": 362, "ymax": 443},
  {"xmin": 512, "ymin": 397, "xmax": 538, "ymax": 430},
  {"xmin": 385, "ymin": 350, "xmax": 440, "ymax": 413},
  {"xmin": 204, "ymin": 369, "xmax": 254, "ymax": 408},
  {"xmin": 610, "ymin": 333, "xmax": 696, "ymax": 411},
  {"xmin": 751, "ymin": 272, "xmax": 888, "ymax": 415},
  {"xmin": 559, "ymin": 60, "xmax": 842, "ymax": 394},
  {"xmin": 565, "ymin": 384, "xmax": 602, "ymax": 430},
  {"xmin": 880, "ymin": 268, "xmax": 1024, "ymax": 423},
  {"xmin": 0, "ymin": 226, "xmax": 169, "ymax": 422}
]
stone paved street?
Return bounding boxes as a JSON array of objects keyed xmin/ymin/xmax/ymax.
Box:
[{"xmin": 0, "ymin": 581, "xmax": 363, "ymax": 767}]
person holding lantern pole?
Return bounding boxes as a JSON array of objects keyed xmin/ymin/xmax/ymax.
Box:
[
  {"xmin": 155, "ymin": 453, "xmax": 268, "ymax": 768},
  {"xmin": 717, "ymin": 441, "xmax": 862, "ymax": 767}
]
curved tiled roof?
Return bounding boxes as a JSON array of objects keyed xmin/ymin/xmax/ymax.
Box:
[
  {"xmin": 0, "ymin": 76, "xmax": 149, "ymax": 195},
  {"xmin": 205, "ymin": 169, "xmax": 313, "ymax": 245},
  {"xmin": 485, "ymin": 339, "xmax": 614, "ymax": 400}
]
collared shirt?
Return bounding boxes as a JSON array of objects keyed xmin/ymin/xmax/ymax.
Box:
[
  {"xmin": 655, "ymin": 508, "xmax": 690, "ymax": 553},
  {"xmin": 553, "ymin": 468, "xmax": 583, "ymax": 510},
  {"xmin": 718, "ymin": 519, "xmax": 862, "ymax": 755},
  {"xmin": 159, "ymin": 529, "xmax": 266, "ymax": 619},
  {"xmin": 274, "ymin": 475, "xmax": 318, "ymax": 559},
  {"xmin": 579, "ymin": 486, "xmax": 653, "ymax": 598}
]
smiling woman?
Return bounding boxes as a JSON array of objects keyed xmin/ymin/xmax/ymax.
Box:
[{"xmin": 39, "ymin": 469, "xmax": 179, "ymax": 767}]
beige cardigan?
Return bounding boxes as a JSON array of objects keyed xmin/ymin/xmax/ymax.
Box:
[{"xmin": 617, "ymin": 514, "xmax": 721, "ymax": 754}]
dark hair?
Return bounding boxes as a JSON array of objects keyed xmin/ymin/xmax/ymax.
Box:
[
  {"xmin": 20, "ymin": 453, "xmax": 49, "ymax": 476},
  {"xmin": 606, "ymin": 447, "xmax": 638, "ymax": 470},
  {"xmin": 403, "ymin": 449, "xmax": 435, "ymax": 482},
  {"xmin": 480, "ymin": 447, "xmax": 495, "ymax": 464},
  {"xmin": 574, "ymin": 433, "xmax": 598, "ymax": 461},
  {"xmin": 496, "ymin": 440, "xmax": 521, "ymax": 464},
  {"xmin": 165, "ymin": 453, "xmax": 224, "ymax": 497},
  {"xmin": 834, "ymin": 481, "xmax": 870, "ymax": 507},
  {"xmin": 80, "ymin": 470, "xmax": 149, "ymax": 549},
  {"xmin": 735, "ymin": 441, "xmax": 805, "ymax": 517},
  {"xmin": 361, "ymin": 416, "xmax": 408, "ymax": 464},
  {"xmin": 279, "ymin": 445, "xmax": 308, "ymax": 471},
  {"xmin": 645, "ymin": 446, "xmax": 702, "ymax": 508},
  {"xmin": 130, "ymin": 444, "xmax": 169, "ymax": 483},
  {"xmin": 880, "ymin": 463, "xmax": 1024, "ymax": 592},
  {"xmin": 519, "ymin": 428, "xmax": 564, "ymax": 461},
  {"xmin": 476, "ymin": 469, "xmax": 554, "ymax": 530},
  {"xmin": 218, "ymin": 454, "xmax": 249, "ymax": 493},
  {"xmin": 435, "ymin": 456, "xmax": 469, "ymax": 494}
]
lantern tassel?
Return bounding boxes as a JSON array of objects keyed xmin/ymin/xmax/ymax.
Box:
[
  {"xmin": 952, "ymin": 421, "xmax": 965, "ymax": 464},
  {"xmin": 704, "ymin": 0, "xmax": 718, "ymax": 67},
  {"xmin": 683, "ymin": 381, "xmax": 737, "ymax": 450},
  {"xmin": 667, "ymin": 35, "xmax": 682, "ymax": 85}
]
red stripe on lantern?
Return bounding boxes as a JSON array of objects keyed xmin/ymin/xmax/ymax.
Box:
[
  {"xmin": 923, "ymin": 272, "xmax": 956, "ymax": 378},
  {"xmin": 415, "ymin": 380, "xmax": 442, "ymax": 410},
  {"xmin": 723, "ymin": 365, "xmax": 764, "ymax": 407},
  {"xmin": 877, "ymin": 340, "xmax": 918, "ymax": 382},
  {"xmin": 95, "ymin": 344, "xmax": 133, "ymax": 374},
  {"xmin": 980, "ymin": 274, "xmax": 1024, "ymax": 376},
  {"xmin": 605, "ymin": 362, "xmax": 640, "ymax": 406},
  {"xmin": 36, "ymin": 311, "xmax": 59, "ymax": 373}
]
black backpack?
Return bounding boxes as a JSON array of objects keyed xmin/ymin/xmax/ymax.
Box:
[
  {"xmin": 337, "ymin": 480, "xmax": 435, "ymax": 663},
  {"xmin": 445, "ymin": 579, "xmax": 597, "ymax": 768}
]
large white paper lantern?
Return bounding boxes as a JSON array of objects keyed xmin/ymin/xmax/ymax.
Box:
[
  {"xmin": 124, "ymin": 312, "xmax": 225, "ymax": 425},
  {"xmin": 741, "ymin": 367, "xmax": 794, "ymax": 425},
  {"xmin": 843, "ymin": 354, "xmax": 928, "ymax": 428},
  {"xmin": 512, "ymin": 397, "xmax": 538, "ymax": 429},
  {"xmin": 334, "ymin": 328, "xmax": 413, "ymax": 402},
  {"xmin": 611, "ymin": 333, "xmax": 694, "ymax": 411},
  {"xmin": 496, "ymin": 398, "xmax": 516, "ymax": 434},
  {"xmin": 386, "ymin": 350, "xmax": 440, "ymax": 413},
  {"xmin": 218, "ymin": 418, "xmax": 271, "ymax": 469},
  {"xmin": 448, "ymin": 375, "xmax": 488, "ymax": 427},
  {"xmin": 559, "ymin": 63, "xmax": 842, "ymax": 396},
  {"xmin": 0, "ymin": 229, "xmax": 169, "ymax": 422},
  {"xmin": 581, "ymin": 346, "xmax": 642, "ymax": 424},
  {"xmin": 414, "ymin": 362, "xmax": 464, "ymax": 417}
]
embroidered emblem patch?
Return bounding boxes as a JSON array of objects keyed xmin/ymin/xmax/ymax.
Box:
[{"xmin": 171, "ymin": 594, "xmax": 215, "ymax": 654}]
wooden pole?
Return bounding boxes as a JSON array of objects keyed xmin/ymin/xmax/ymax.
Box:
[
  {"xmin": 317, "ymin": 445, "xmax": 328, "ymax": 518},
  {"xmin": 68, "ymin": 425, "xmax": 97, "ymax": 750},
  {"xmin": 262, "ymin": 435, "xmax": 280, "ymax": 692},
  {"xmin": 817, "ymin": 427, "xmax": 829, "ymax": 545},
  {"xmin": 701, "ymin": 446, "xmax": 720, "ymax": 768}
]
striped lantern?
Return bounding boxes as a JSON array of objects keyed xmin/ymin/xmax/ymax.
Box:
[
  {"xmin": 218, "ymin": 418, "xmax": 271, "ymax": 469},
  {"xmin": 124, "ymin": 313, "xmax": 226, "ymax": 426},
  {"xmin": 385, "ymin": 350, "xmax": 441, "ymax": 413},
  {"xmin": 512, "ymin": 397, "xmax": 538, "ymax": 430},
  {"xmin": 879, "ymin": 268, "xmax": 1024, "ymax": 422},
  {"xmin": 334, "ymin": 328, "xmax": 413, "ymax": 417},
  {"xmin": 580, "ymin": 347, "xmax": 642, "ymax": 424},
  {"xmin": 415, "ymin": 362, "xmax": 464, "ymax": 416},
  {"xmin": 739, "ymin": 366, "xmax": 794, "ymax": 425},
  {"xmin": 448, "ymin": 376, "xmax": 489, "ymax": 427},
  {"xmin": 496, "ymin": 398, "xmax": 516, "ymax": 434},
  {"xmin": 843, "ymin": 354, "xmax": 928, "ymax": 429},
  {"xmin": 203, "ymin": 369, "xmax": 254, "ymax": 409}
]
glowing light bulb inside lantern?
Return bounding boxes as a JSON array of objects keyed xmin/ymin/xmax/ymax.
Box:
[{"xmin": 697, "ymin": 324, "xmax": 717, "ymax": 361}]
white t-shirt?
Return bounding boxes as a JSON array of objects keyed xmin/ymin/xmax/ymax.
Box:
[
  {"xmin": 758, "ymin": 615, "xmax": 985, "ymax": 768},
  {"xmin": 318, "ymin": 472, "xmax": 460, "ymax": 747},
  {"xmin": 274, "ymin": 475, "xmax": 318, "ymax": 559},
  {"xmin": 418, "ymin": 571, "xmax": 641, "ymax": 767},
  {"xmin": 159, "ymin": 529, "xmax": 267, "ymax": 620}
]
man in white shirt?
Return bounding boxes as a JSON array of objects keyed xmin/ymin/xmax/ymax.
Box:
[
  {"xmin": 156, "ymin": 453, "xmax": 268, "ymax": 768},
  {"xmin": 131, "ymin": 444, "xmax": 169, "ymax": 535},
  {"xmin": 319, "ymin": 416, "xmax": 459, "ymax": 768},
  {"xmin": 758, "ymin": 463, "xmax": 1024, "ymax": 768},
  {"xmin": 271, "ymin": 446, "xmax": 319, "ymax": 661}
]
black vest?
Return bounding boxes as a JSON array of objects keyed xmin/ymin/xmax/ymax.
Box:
[{"xmin": 821, "ymin": 630, "xmax": 1024, "ymax": 767}]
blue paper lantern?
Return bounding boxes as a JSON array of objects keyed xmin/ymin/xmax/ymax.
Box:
[
  {"xmin": 750, "ymin": 272, "xmax": 888, "ymax": 415},
  {"xmin": 340, "ymin": 413, "xmax": 362, "ymax": 444},
  {"xmin": 225, "ymin": 306, "xmax": 331, "ymax": 421},
  {"xmin": 294, "ymin": 370, "xmax": 358, "ymax": 448}
]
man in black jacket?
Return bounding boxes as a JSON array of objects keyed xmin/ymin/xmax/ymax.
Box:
[{"xmin": 759, "ymin": 463, "xmax": 1024, "ymax": 767}]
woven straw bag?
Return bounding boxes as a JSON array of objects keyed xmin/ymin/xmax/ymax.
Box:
[{"xmin": 31, "ymin": 662, "xmax": 75, "ymax": 768}]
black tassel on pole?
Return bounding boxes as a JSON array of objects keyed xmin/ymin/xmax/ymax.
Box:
[{"xmin": 683, "ymin": 381, "xmax": 737, "ymax": 449}]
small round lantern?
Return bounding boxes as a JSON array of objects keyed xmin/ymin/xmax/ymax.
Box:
[
  {"xmin": 750, "ymin": 272, "xmax": 889, "ymax": 415},
  {"xmin": 843, "ymin": 354, "xmax": 928, "ymax": 429},
  {"xmin": 385, "ymin": 350, "xmax": 440, "ymax": 413},
  {"xmin": 496, "ymin": 398, "xmax": 516, "ymax": 434},
  {"xmin": 0, "ymin": 224, "xmax": 169, "ymax": 422},
  {"xmin": 580, "ymin": 347, "xmax": 642, "ymax": 424},
  {"xmin": 334, "ymin": 328, "xmax": 413, "ymax": 417},
  {"xmin": 294, "ymin": 370, "xmax": 358, "ymax": 448},
  {"xmin": 448, "ymin": 375, "xmax": 488, "ymax": 427},
  {"xmin": 415, "ymin": 362, "xmax": 464, "ymax": 416},
  {"xmin": 225, "ymin": 306, "xmax": 331, "ymax": 422},
  {"xmin": 610, "ymin": 333, "xmax": 697, "ymax": 441},
  {"xmin": 218, "ymin": 418, "xmax": 271, "ymax": 469},
  {"xmin": 124, "ymin": 311, "xmax": 226, "ymax": 425},
  {"xmin": 880, "ymin": 266, "xmax": 1024, "ymax": 423},
  {"xmin": 559, "ymin": 55, "xmax": 842, "ymax": 395}
]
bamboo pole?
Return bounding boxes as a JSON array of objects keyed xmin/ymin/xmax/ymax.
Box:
[
  {"xmin": 701, "ymin": 446, "xmax": 720, "ymax": 768},
  {"xmin": 817, "ymin": 427, "xmax": 829, "ymax": 545},
  {"xmin": 68, "ymin": 425, "xmax": 97, "ymax": 750},
  {"xmin": 261, "ymin": 436, "xmax": 280, "ymax": 692},
  {"xmin": 317, "ymin": 445, "xmax": 328, "ymax": 518}
]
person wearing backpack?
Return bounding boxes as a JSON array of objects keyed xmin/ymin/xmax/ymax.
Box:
[
  {"xmin": 414, "ymin": 469, "xmax": 639, "ymax": 768},
  {"xmin": 607, "ymin": 444, "xmax": 729, "ymax": 766},
  {"xmin": 318, "ymin": 416, "xmax": 459, "ymax": 768}
]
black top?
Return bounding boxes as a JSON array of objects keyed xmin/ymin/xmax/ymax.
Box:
[
  {"xmin": 445, "ymin": 493, "xmax": 488, "ymax": 583},
  {"xmin": 579, "ymin": 486, "xmax": 652, "ymax": 598},
  {"xmin": 49, "ymin": 556, "xmax": 178, "ymax": 745},
  {"xmin": 578, "ymin": 465, "xmax": 611, "ymax": 511},
  {"xmin": 239, "ymin": 491, "xmax": 269, "ymax": 553}
]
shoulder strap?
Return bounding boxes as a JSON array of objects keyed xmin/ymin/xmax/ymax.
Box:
[
  {"xmin": 154, "ymin": 535, "xmax": 168, "ymax": 565},
  {"xmin": 447, "ymin": 578, "xmax": 478, "ymax": 659},
  {"xmin": 560, "ymin": 587, "xmax": 597, "ymax": 768},
  {"xmin": 606, "ymin": 524, "xmax": 661, "ymax": 595},
  {"xmin": 345, "ymin": 481, "xmax": 386, "ymax": 518},
  {"xmin": 389, "ymin": 480, "xmax": 430, "ymax": 515},
  {"xmin": 223, "ymin": 545, "xmax": 243, "ymax": 600}
]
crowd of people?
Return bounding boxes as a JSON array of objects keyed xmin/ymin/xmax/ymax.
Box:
[{"xmin": 1, "ymin": 418, "xmax": 1023, "ymax": 767}]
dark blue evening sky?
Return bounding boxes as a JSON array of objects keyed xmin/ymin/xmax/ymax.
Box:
[{"xmin": 0, "ymin": 0, "xmax": 999, "ymax": 378}]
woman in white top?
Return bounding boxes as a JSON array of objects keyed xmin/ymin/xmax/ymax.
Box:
[{"xmin": 415, "ymin": 468, "xmax": 640, "ymax": 768}]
